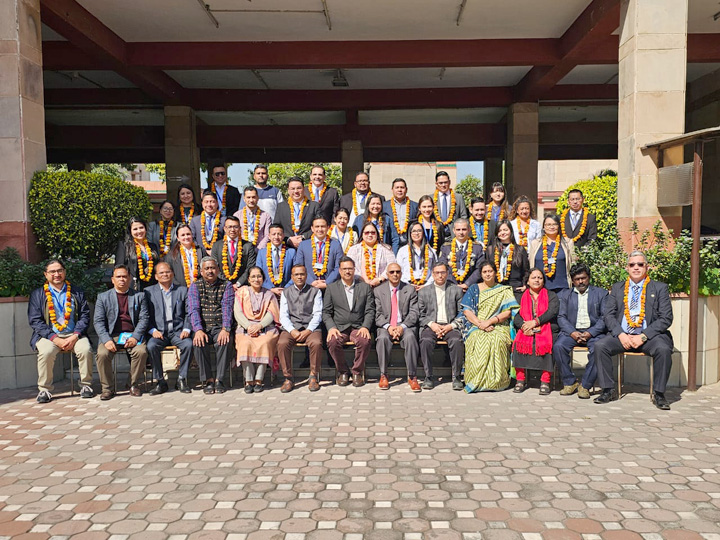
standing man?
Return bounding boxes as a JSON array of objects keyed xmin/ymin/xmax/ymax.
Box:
[
  {"xmin": 28, "ymin": 259, "xmax": 95, "ymax": 403},
  {"xmin": 433, "ymin": 171, "xmax": 468, "ymax": 237},
  {"xmin": 339, "ymin": 171, "xmax": 385, "ymax": 224},
  {"xmin": 306, "ymin": 165, "xmax": 340, "ymax": 225},
  {"xmin": 383, "ymin": 178, "xmax": 418, "ymax": 254},
  {"xmin": 144, "ymin": 262, "xmax": 193, "ymax": 394},
  {"xmin": 190, "ymin": 191, "xmax": 226, "ymax": 257},
  {"xmin": 438, "ymin": 219, "xmax": 485, "ymax": 291},
  {"xmin": 417, "ymin": 263, "xmax": 465, "ymax": 390},
  {"xmin": 594, "ymin": 251, "xmax": 674, "ymax": 410},
  {"xmin": 294, "ymin": 215, "xmax": 343, "ymax": 290},
  {"xmin": 323, "ymin": 256, "xmax": 375, "ymax": 387},
  {"xmin": 235, "ymin": 186, "xmax": 271, "ymax": 250},
  {"xmin": 211, "ymin": 215, "xmax": 256, "ymax": 287},
  {"xmin": 94, "ymin": 264, "xmax": 150, "ymax": 400},
  {"xmin": 251, "ymin": 164, "xmax": 284, "ymax": 220},
  {"xmin": 187, "ymin": 257, "xmax": 235, "ymax": 395},
  {"xmin": 258, "ymin": 224, "xmax": 296, "ymax": 295},
  {"xmin": 561, "ymin": 189, "xmax": 597, "ymax": 248},
  {"xmin": 207, "ymin": 162, "xmax": 241, "ymax": 217},
  {"xmin": 468, "ymin": 198, "xmax": 496, "ymax": 248},
  {"xmin": 373, "ymin": 262, "xmax": 421, "ymax": 391},
  {"xmin": 274, "ymin": 176, "xmax": 321, "ymax": 248},
  {"xmin": 552, "ymin": 263, "xmax": 607, "ymax": 398},
  {"xmin": 277, "ymin": 265, "xmax": 325, "ymax": 393}
]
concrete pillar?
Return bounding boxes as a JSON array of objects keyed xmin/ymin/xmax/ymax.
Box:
[
  {"xmin": 341, "ymin": 140, "xmax": 364, "ymax": 194},
  {"xmin": 617, "ymin": 0, "xmax": 687, "ymax": 240},
  {"xmin": 505, "ymin": 103, "xmax": 539, "ymax": 207},
  {"xmin": 165, "ymin": 106, "xmax": 200, "ymax": 203},
  {"xmin": 483, "ymin": 158, "xmax": 503, "ymax": 200},
  {"xmin": 0, "ymin": 0, "xmax": 46, "ymax": 260}
]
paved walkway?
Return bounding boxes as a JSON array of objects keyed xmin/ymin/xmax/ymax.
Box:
[{"xmin": 1, "ymin": 378, "xmax": 720, "ymax": 540}]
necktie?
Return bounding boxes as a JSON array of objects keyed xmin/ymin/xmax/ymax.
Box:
[
  {"xmin": 359, "ymin": 192, "xmax": 367, "ymax": 212},
  {"xmin": 205, "ymin": 214, "xmax": 213, "ymax": 239},
  {"xmin": 441, "ymin": 194, "xmax": 448, "ymax": 221},
  {"xmin": 315, "ymin": 188, "xmax": 320, "ymax": 201},
  {"xmin": 571, "ymin": 212, "xmax": 579, "ymax": 229},
  {"xmin": 317, "ymin": 240, "xmax": 324, "ymax": 260},
  {"xmin": 273, "ymin": 248, "xmax": 279, "ymax": 274},
  {"xmin": 294, "ymin": 203, "xmax": 301, "ymax": 226},
  {"xmin": 458, "ymin": 244, "xmax": 466, "ymax": 266},
  {"xmin": 230, "ymin": 240, "xmax": 236, "ymax": 264},
  {"xmin": 629, "ymin": 284, "xmax": 641, "ymax": 333},
  {"xmin": 390, "ymin": 287, "xmax": 399, "ymax": 327}
]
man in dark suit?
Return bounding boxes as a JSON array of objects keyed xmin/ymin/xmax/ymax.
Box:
[
  {"xmin": 562, "ymin": 189, "xmax": 598, "ymax": 248},
  {"xmin": 207, "ymin": 162, "xmax": 241, "ymax": 217},
  {"xmin": 383, "ymin": 178, "xmax": 419, "ymax": 255},
  {"xmin": 417, "ymin": 263, "xmax": 465, "ymax": 390},
  {"xmin": 434, "ymin": 170, "xmax": 468, "ymax": 237},
  {"xmin": 305, "ymin": 165, "xmax": 340, "ymax": 225},
  {"xmin": 323, "ymin": 256, "xmax": 375, "ymax": 387},
  {"xmin": 553, "ymin": 263, "xmax": 608, "ymax": 398},
  {"xmin": 374, "ymin": 262, "xmax": 421, "ymax": 391},
  {"xmin": 469, "ymin": 198, "xmax": 496, "ymax": 249},
  {"xmin": 594, "ymin": 251, "xmax": 674, "ymax": 410},
  {"xmin": 210, "ymin": 216, "xmax": 255, "ymax": 287},
  {"xmin": 94, "ymin": 264, "xmax": 150, "ymax": 400},
  {"xmin": 339, "ymin": 171, "xmax": 385, "ymax": 224},
  {"xmin": 274, "ymin": 176, "xmax": 321, "ymax": 249},
  {"xmin": 294, "ymin": 216, "xmax": 343, "ymax": 290},
  {"xmin": 144, "ymin": 262, "xmax": 193, "ymax": 395},
  {"xmin": 258, "ymin": 224, "xmax": 295, "ymax": 295},
  {"xmin": 190, "ymin": 191, "xmax": 226, "ymax": 257},
  {"xmin": 438, "ymin": 219, "xmax": 485, "ymax": 291}
]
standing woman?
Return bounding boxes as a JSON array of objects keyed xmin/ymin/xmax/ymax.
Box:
[
  {"xmin": 509, "ymin": 195, "xmax": 541, "ymax": 249},
  {"xmin": 486, "ymin": 219, "xmax": 530, "ymax": 298},
  {"xmin": 175, "ymin": 183, "xmax": 201, "ymax": 225},
  {"xmin": 234, "ymin": 266, "xmax": 280, "ymax": 394},
  {"xmin": 165, "ymin": 224, "xmax": 202, "ymax": 288},
  {"xmin": 528, "ymin": 214, "xmax": 575, "ymax": 294},
  {"xmin": 396, "ymin": 222, "xmax": 438, "ymax": 290},
  {"xmin": 148, "ymin": 200, "xmax": 177, "ymax": 257},
  {"xmin": 115, "ymin": 217, "xmax": 159, "ymax": 291},
  {"xmin": 353, "ymin": 194, "xmax": 394, "ymax": 251},
  {"xmin": 347, "ymin": 221, "xmax": 396, "ymax": 287},
  {"xmin": 414, "ymin": 195, "xmax": 446, "ymax": 255},
  {"xmin": 487, "ymin": 182, "xmax": 510, "ymax": 222},
  {"xmin": 512, "ymin": 268, "xmax": 560, "ymax": 395},
  {"xmin": 328, "ymin": 207, "xmax": 358, "ymax": 255}
]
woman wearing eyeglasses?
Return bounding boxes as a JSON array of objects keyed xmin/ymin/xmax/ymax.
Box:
[
  {"xmin": 346, "ymin": 221, "xmax": 396, "ymax": 287},
  {"xmin": 148, "ymin": 200, "xmax": 178, "ymax": 257},
  {"xmin": 528, "ymin": 214, "xmax": 576, "ymax": 293},
  {"xmin": 352, "ymin": 193, "xmax": 395, "ymax": 252}
]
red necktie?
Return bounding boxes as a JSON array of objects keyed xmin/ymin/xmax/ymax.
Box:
[
  {"xmin": 390, "ymin": 287, "xmax": 398, "ymax": 327},
  {"xmin": 230, "ymin": 240, "xmax": 236, "ymax": 264}
]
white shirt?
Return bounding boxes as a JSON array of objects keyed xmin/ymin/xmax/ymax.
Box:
[
  {"xmin": 574, "ymin": 287, "xmax": 591, "ymax": 329},
  {"xmin": 343, "ymin": 281, "xmax": 355, "ymax": 309},
  {"xmin": 434, "ymin": 283, "xmax": 448, "ymax": 324}
]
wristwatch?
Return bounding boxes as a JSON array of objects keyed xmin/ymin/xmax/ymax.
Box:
[
  {"xmin": 640, "ymin": 333, "xmax": 648, "ymax": 343},
  {"xmin": 222, "ymin": 327, "xmax": 231, "ymax": 333}
]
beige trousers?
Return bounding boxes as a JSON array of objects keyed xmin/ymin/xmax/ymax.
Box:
[
  {"xmin": 36, "ymin": 336, "xmax": 94, "ymax": 392},
  {"xmin": 96, "ymin": 337, "xmax": 148, "ymax": 392}
]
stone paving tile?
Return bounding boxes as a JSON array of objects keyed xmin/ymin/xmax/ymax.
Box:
[{"xmin": 1, "ymin": 380, "xmax": 720, "ymax": 539}]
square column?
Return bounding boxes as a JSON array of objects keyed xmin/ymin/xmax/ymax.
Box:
[
  {"xmin": 505, "ymin": 103, "xmax": 539, "ymax": 208},
  {"xmin": 618, "ymin": 0, "xmax": 688, "ymax": 239},
  {"xmin": 341, "ymin": 140, "xmax": 364, "ymax": 194},
  {"xmin": 165, "ymin": 106, "xmax": 200, "ymax": 203},
  {"xmin": 0, "ymin": 0, "xmax": 46, "ymax": 260}
]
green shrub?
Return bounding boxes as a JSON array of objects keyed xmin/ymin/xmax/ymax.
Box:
[
  {"xmin": 29, "ymin": 171, "xmax": 152, "ymax": 264},
  {"xmin": 456, "ymin": 174, "xmax": 483, "ymax": 203},
  {"xmin": 556, "ymin": 175, "xmax": 617, "ymax": 246}
]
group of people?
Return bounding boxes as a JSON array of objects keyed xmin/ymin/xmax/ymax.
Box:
[{"xmin": 27, "ymin": 163, "xmax": 675, "ymax": 410}]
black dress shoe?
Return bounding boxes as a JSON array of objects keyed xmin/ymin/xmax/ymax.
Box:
[
  {"xmin": 177, "ymin": 378, "xmax": 192, "ymax": 393},
  {"xmin": 203, "ymin": 381, "xmax": 215, "ymax": 394},
  {"xmin": 593, "ymin": 390, "xmax": 617, "ymax": 404},
  {"xmin": 215, "ymin": 380, "xmax": 226, "ymax": 394},
  {"xmin": 150, "ymin": 381, "xmax": 169, "ymax": 395},
  {"xmin": 653, "ymin": 392, "xmax": 671, "ymax": 410}
]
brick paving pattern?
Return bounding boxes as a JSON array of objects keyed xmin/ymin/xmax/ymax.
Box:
[{"xmin": 1, "ymin": 379, "xmax": 719, "ymax": 539}]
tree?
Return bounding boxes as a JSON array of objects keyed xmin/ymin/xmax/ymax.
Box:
[
  {"xmin": 47, "ymin": 163, "xmax": 134, "ymax": 180},
  {"xmin": 556, "ymin": 174, "xmax": 618, "ymax": 247},
  {"xmin": 456, "ymin": 174, "xmax": 484, "ymax": 203},
  {"xmin": 262, "ymin": 163, "xmax": 343, "ymax": 198}
]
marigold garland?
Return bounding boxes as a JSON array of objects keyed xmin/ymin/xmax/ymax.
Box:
[
  {"xmin": 542, "ymin": 236, "xmax": 561, "ymax": 278},
  {"xmin": 311, "ymin": 236, "xmax": 330, "ymax": 278},
  {"xmin": 624, "ymin": 276, "xmax": 650, "ymax": 329},
  {"xmin": 291, "ymin": 199, "xmax": 309, "ymax": 235},
  {"xmin": 469, "ymin": 216, "xmax": 490, "ymax": 246},
  {"xmin": 494, "ymin": 244, "xmax": 514, "ymax": 283},
  {"xmin": 159, "ymin": 220, "xmax": 173, "ymax": 255},
  {"xmin": 433, "ymin": 189, "xmax": 456, "ymax": 226},
  {"xmin": 409, "ymin": 244, "xmax": 430, "ymax": 286},
  {"xmin": 515, "ymin": 218, "xmax": 530, "ymax": 248},
  {"xmin": 421, "ymin": 219, "xmax": 439, "ymax": 252},
  {"xmin": 222, "ymin": 239, "xmax": 241, "ymax": 281},
  {"xmin": 201, "ymin": 211, "xmax": 221, "ymax": 251},
  {"xmin": 352, "ymin": 189, "xmax": 373, "ymax": 218},
  {"xmin": 44, "ymin": 281, "xmax": 72, "ymax": 332},
  {"xmin": 487, "ymin": 201, "xmax": 506, "ymax": 221},
  {"xmin": 242, "ymin": 208, "xmax": 262, "ymax": 245},
  {"xmin": 180, "ymin": 247, "xmax": 198, "ymax": 287},
  {"xmin": 266, "ymin": 245, "xmax": 287, "ymax": 286},
  {"xmin": 134, "ymin": 238, "xmax": 154, "ymax": 282},
  {"xmin": 371, "ymin": 215, "xmax": 385, "ymax": 243},
  {"xmin": 391, "ymin": 199, "xmax": 409, "ymax": 235},
  {"xmin": 560, "ymin": 208, "xmax": 589, "ymax": 242},
  {"xmin": 448, "ymin": 239, "xmax": 473, "ymax": 282},
  {"xmin": 363, "ymin": 242, "xmax": 379, "ymax": 281},
  {"xmin": 310, "ymin": 183, "xmax": 327, "ymax": 202},
  {"xmin": 329, "ymin": 225, "xmax": 356, "ymax": 254},
  {"xmin": 181, "ymin": 205, "xmax": 195, "ymax": 224}
]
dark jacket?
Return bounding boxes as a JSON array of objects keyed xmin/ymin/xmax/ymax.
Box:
[
  {"xmin": 115, "ymin": 240, "xmax": 160, "ymax": 290},
  {"xmin": 563, "ymin": 209, "xmax": 598, "ymax": 248},
  {"xmin": 28, "ymin": 285, "xmax": 91, "ymax": 351},
  {"xmin": 603, "ymin": 279, "xmax": 673, "ymax": 343},
  {"xmin": 557, "ymin": 285, "xmax": 608, "ymax": 337},
  {"xmin": 206, "ymin": 183, "xmax": 242, "ymax": 217},
  {"xmin": 144, "ymin": 283, "xmax": 191, "ymax": 336},
  {"xmin": 417, "ymin": 283, "xmax": 464, "ymax": 329},
  {"xmin": 210, "ymin": 237, "xmax": 256, "ymax": 286},
  {"xmin": 274, "ymin": 199, "xmax": 321, "ymax": 242},
  {"xmin": 438, "ymin": 240, "xmax": 486, "ymax": 287},
  {"xmin": 305, "ymin": 185, "xmax": 340, "ymax": 225},
  {"xmin": 93, "ymin": 288, "xmax": 150, "ymax": 344},
  {"xmin": 322, "ymin": 278, "xmax": 375, "ymax": 333}
]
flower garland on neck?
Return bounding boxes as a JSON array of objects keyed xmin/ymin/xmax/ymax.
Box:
[
  {"xmin": 44, "ymin": 281, "xmax": 72, "ymax": 331},
  {"xmin": 180, "ymin": 245, "xmax": 198, "ymax": 286},
  {"xmin": 409, "ymin": 244, "xmax": 430, "ymax": 286},
  {"xmin": 222, "ymin": 239, "xmax": 241, "ymax": 281},
  {"xmin": 371, "ymin": 215, "xmax": 385, "ymax": 243},
  {"xmin": 515, "ymin": 218, "xmax": 529, "ymax": 248},
  {"xmin": 329, "ymin": 225, "xmax": 356, "ymax": 254},
  {"xmin": 311, "ymin": 236, "xmax": 330, "ymax": 278},
  {"xmin": 267, "ymin": 244, "xmax": 287, "ymax": 286},
  {"xmin": 560, "ymin": 208, "xmax": 589, "ymax": 242},
  {"xmin": 542, "ymin": 236, "xmax": 561, "ymax": 278},
  {"xmin": 181, "ymin": 205, "xmax": 195, "ymax": 224},
  {"xmin": 310, "ymin": 183, "xmax": 327, "ymax": 202},
  {"xmin": 159, "ymin": 220, "xmax": 173, "ymax": 255},
  {"xmin": 201, "ymin": 211, "xmax": 220, "ymax": 251},
  {"xmin": 433, "ymin": 189, "xmax": 456, "ymax": 226},
  {"xmin": 242, "ymin": 207, "xmax": 262, "ymax": 245},
  {"xmin": 495, "ymin": 244, "xmax": 514, "ymax": 283},
  {"xmin": 449, "ymin": 239, "xmax": 472, "ymax": 282},
  {"xmin": 134, "ymin": 238, "xmax": 154, "ymax": 282},
  {"xmin": 352, "ymin": 189, "xmax": 372, "ymax": 218},
  {"xmin": 391, "ymin": 199, "xmax": 409, "ymax": 235},
  {"xmin": 624, "ymin": 276, "xmax": 650, "ymax": 328},
  {"xmin": 487, "ymin": 201, "xmax": 506, "ymax": 221},
  {"xmin": 469, "ymin": 216, "xmax": 490, "ymax": 246},
  {"xmin": 291, "ymin": 198, "xmax": 309, "ymax": 235},
  {"xmin": 363, "ymin": 241, "xmax": 379, "ymax": 280}
]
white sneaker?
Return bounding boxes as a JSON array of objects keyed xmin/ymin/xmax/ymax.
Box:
[
  {"xmin": 36, "ymin": 391, "xmax": 52, "ymax": 403},
  {"xmin": 80, "ymin": 386, "xmax": 95, "ymax": 399}
]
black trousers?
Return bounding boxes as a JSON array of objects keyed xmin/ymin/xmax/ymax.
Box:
[
  {"xmin": 419, "ymin": 327, "xmax": 464, "ymax": 379},
  {"xmin": 595, "ymin": 333, "xmax": 673, "ymax": 393},
  {"xmin": 147, "ymin": 331, "xmax": 193, "ymax": 380},
  {"xmin": 193, "ymin": 326, "xmax": 233, "ymax": 383}
]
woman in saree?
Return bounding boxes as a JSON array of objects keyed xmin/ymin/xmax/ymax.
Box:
[
  {"xmin": 234, "ymin": 266, "xmax": 280, "ymax": 393},
  {"xmin": 460, "ymin": 260, "xmax": 520, "ymax": 393}
]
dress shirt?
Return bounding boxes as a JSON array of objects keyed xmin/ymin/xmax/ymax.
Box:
[
  {"xmin": 434, "ymin": 283, "xmax": 448, "ymax": 324},
  {"xmin": 343, "ymin": 281, "xmax": 355, "ymax": 309},
  {"xmin": 621, "ymin": 279, "xmax": 647, "ymax": 334},
  {"xmin": 183, "ymin": 247, "xmax": 196, "ymax": 274},
  {"xmin": 382, "ymin": 284, "xmax": 406, "ymax": 330},
  {"xmin": 574, "ymin": 287, "xmax": 591, "ymax": 329},
  {"xmin": 279, "ymin": 285, "xmax": 323, "ymax": 333},
  {"xmin": 499, "ymin": 245, "xmax": 511, "ymax": 280},
  {"xmin": 203, "ymin": 212, "xmax": 217, "ymax": 240},
  {"xmin": 215, "ymin": 183, "xmax": 226, "ymax": 215},
  {"xmin": 393, "ymin": 199, "xmax": 408, "ymax": 228},
  {"xmin": 570, "ymin": 210, "xmax": 582, "ymax": 229}
]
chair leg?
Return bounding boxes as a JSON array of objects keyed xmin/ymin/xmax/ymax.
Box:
[
  {"xmin": 69, "ymin": 352, "xmax": 75, "ymax": 396},
  {"xmin": 113, "ymin": 353, "xmax": 118, "ymax": 394},
  {"xmin": 649, "ymin": 358, "xmax": 655, "ymax": 402},
  {"xmin": 617, "ymin": 354, "xmax": 623, "ymax": 399}
]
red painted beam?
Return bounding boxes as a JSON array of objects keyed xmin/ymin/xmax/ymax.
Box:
[{"xmin": 44, "ymin": 88, "xmax": 160, "ymax": 107}]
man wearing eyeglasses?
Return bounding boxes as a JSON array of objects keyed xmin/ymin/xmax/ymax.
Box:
[
  {"xmin": 207, "ymin": 162, "xmax": 241, "ymax": 217},
  {"xmin": 593, "ymin": 251, "xmax": 674, "ymax": 410}
]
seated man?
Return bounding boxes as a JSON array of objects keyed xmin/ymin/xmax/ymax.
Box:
[
  {"xmin": 187, "ymin": 257, "xmax": 235, "ymax": 395},
  {"xmin": 438, "ymin": 218, "xmax": 485, "ymax": 291},
  {"xmin": 294, "ymin": 215, "xmax": 342, "ymax": 290},
  {"xmin": 594, "ymin": 251, "xmax": 674, "ymax": 410},
  {"xmin": 417, "ymin": 263, "xmax": 465, "ymax": 390},
  {"xmin": 28, "ymin": 259, "xmax": 95, "ymax": 403},
  {"xmin": 94, "ymin": 264, "xmax": 150, "ymax": 400},
  {"xmin": 144, "ymin": 262, "xmax": 193, "ymax": 394},
  {"xmin": 277, "ymin": 265, "xmax": 324, "ymax": 393},
  {"xmin": 553, "ymin": 263, "xmax": 607, "ymax": 398},
  {"xmin": 373, "ymin": 262, "xmax": 421, "ymax": 391},
  {"xmin": 322, "ymin": 256, "xmax": 375, "ymax": 387}
]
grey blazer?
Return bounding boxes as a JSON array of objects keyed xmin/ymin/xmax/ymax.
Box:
[
  {"xmin": 93, "ymin": 288, "xmax": 150, "ymax": 344},
  {"xmin": 322, "ymin": 278, "xmax": 375, "ymax": 333},
  {"xmin": 144, "ymin": 283, "xmax": 191, "ymax": 336},
  {"xmin": 417, "ymin": 283, "xmax": 464, "ymax": 329},
  {"xmin": 373, "ymin": 281, "xmax": 419, "ymax": 330}
]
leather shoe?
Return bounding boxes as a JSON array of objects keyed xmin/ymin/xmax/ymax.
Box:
[
  {"xmin": 100, "ymin": 390, "xmax": 114, "ymax": 401},
  {"xmin": 177, "ymin": 378, "xmax": 192, "ymax": 393},
  {"xmin": 150, "ymin": 381, "xmax": 168, "ymax": 395},
  {"xmin": 215, "ymin": 380, "xmax": 226, "ymax": 394},
  {"xmin": 513, "ymin": 381, "xmax": 526, "ymax": 393},
  {"xmin": 452, "ymin": 377, "xmax": 464, "ymax": 391},
  {"xmin": 559, "ymin": 382, "xmax": 579, "ymax": 396},
  {"xmin": 308, "ymin": 375, "xmax": 320, "ymax": 392},
  {"xmin": 203, "ymin": 381, "xmax": 215, "ymax": 394},
  {"xmin": 653, "ymin": 392, "xmax": 671, "ymax": 410},
  {"xmin": 539, "ymin": 382, "xmax": 551, "ymax": 396},
  {"xmin": 129, "ymin": 385, "xmax": 142, "ymax": 397},
  {"xmin": 577, "ymin": 386, "xmax": 591, "ymax": 399},
  {"xmin": 337, "ymin": 372, "xmax": 350, "ymax": 386},
  {"xmin": 421, "ymin": 378, "xmax": 434, "ymax": 390},
  {"xmin": 378, "ymin": 374, "xmax": 389, "ymax": 390},
  {"xmin": 352, "ymin": 373, "xmax": 365, "ymax": 387},
  {"xmin": 594, "ymin": 390, "xmax": 617, "ymax": 404},
  {"xmin": 281, "ymin": 379, "xmax": 294, "ymax": 393},
  {"xmin": 408, "ymin": 377, "xmax": 421, "ymax": 392}
]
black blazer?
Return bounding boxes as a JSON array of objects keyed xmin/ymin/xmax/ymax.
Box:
[
  {"xmin": 485, "ymin": 243, "xmax": 530, "ymax": 294},
  {"xmin": 563, "ymin": 210, "xmax": 598, "ymax": 248},
  {"xmin": 210, "ymin": 238, "xmax": 256, "ymax": 286},
  {"xmin": 513, "ymin": 289, "xmax": 560, "ymax": 335},
  {"xmin": 322, "ymin": 279, "xmax": 376, "ymax": 333},
  {"xmin": 557, "ymin": 285, "xmax": 607, "ymax": 337},
  {"xmin": 469, "ymin": 218, "xmax": 497, "ymax": 248},
  {"xmin": 115, "ymin": 240, "xmax": 160, "ymax": 291},
  {"xmin": 438, "ymin": 241, "xmax": 486, "ymax": 287},
  {"xmin": 164, "ymin": 247, "xmax": 203, "ymax": 288},
  {"xmin": 144, "ymin": 283, "xmax": 191, "ymax": 336},
  {"xmin": 305, "ymin": 185, "xmax": 340, "ymax": 225},
  {"xmin": 274, "ymin": 199, "xmax": 321, "ymax": 241},
  {"xmin": 603, "ymin": 279, "xmax": 673, "ymax": 343}
]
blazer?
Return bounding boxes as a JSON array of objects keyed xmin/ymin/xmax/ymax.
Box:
[
  {"xmin": 373, "ymin": 281, "xmax": 419, "ymax": 331},
  {"xmin": 257, "ymin": 245, "xmax": 296, "ymax": 289},
  {"xmin": 528, "ymin": 236, "xmax": 576, "ymax": 288},
  {"xmin": 144, "ymin": 283, "xmax": 191, "ymax": 336},
  {"xmin": 274, "ymin": 199, "xmax": 321, "ymax": 241},
  {"xmin": 322, "ymin": 278, "xmax": 375, "ymax": 333},
  {"xmin": 438, "ymin": 240, "xmax": 486, "ymax": 286},
  {"xmin": 339, "ymin": 191, "xmax": 386, "ymax": 223},
  {"xmin": 28, "ymin": 285, "xmax": 91, "ymax": 351},
  {"xmin": 93, "ymin": 288, "xmax": 150, "ymax": 345},
  {"xmin": 383, "ymin": 199, "xmax": 419, "ymax": 252},
  {"xmin": 563, "ymin": 209, "xmax": 598, "ymax": 248},
  {"xmin": 293, "ymin": 236, "xmax": 343, "ymax": 284},
  {"xmin": 206, "ymin": 183, "xmax": 242, "ymax": 217},
  {"xmin": 189, "ymin": 213, "xmax": 226, "ymax": 257},
  {"xmin": 513, "ymin": 289, "xmax": 560, "ymax": 335},
  {"xmin": 305, "ymin": 185, "xmax": 340, "ymax": 225},
  {"xmin": 435, "ymin": 189, "xmax": 468, "ymax": 223},
  {"xmin": 485, "ymin": 243, "xmax": 530, "ymax": 293},
  {"xmin": 352, "ymin": 213, "xmax": 396, "ymax": 252},
  {"xmin": 210, "ymin": 237, "xmax": 256, "ymax": 286},
  {"xmin": 557, "ymin": 285, "xmax": 607, "ymax": 337},
  {"xmin": 603, "ymin": 279, "xmax": 673, "ymax": 343},
  {"xmin": 417, "ymin": 283, "xmax": 464, "ymax": 328},
  {"xmin": 164, "ymin": 247, "xmax": 203, "ymax": 288},
  {"xmin": 115, "ymin": 240, "xmax": 160, "ymax": 290},
  {"xmin": 147, "ymin": 220, "xmax": 178, "ymax": 254}
]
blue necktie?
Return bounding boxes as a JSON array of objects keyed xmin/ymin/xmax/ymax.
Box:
[{"xmin": 441, "ymin": 194, "xmax": 448, "ymax": 221}]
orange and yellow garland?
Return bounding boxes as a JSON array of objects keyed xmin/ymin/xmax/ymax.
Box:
[
  {"xmin": 134, "ymin": 238, "xmax": 154, "ymax": 282},
  {"xmin": 180, "ymin": 247, "xmax": 198, "ymax": 287},
  {"xmin": 310, "ymin": 183, "xmax": 327, "ymax": 202},
  {"xmin": 487, "ymin": 201, "xmax": 506, "ymax": 221},
  {"xmin": 159, "ymin": 220, "xmax": 173, "ymax": 255},
  {"xmin": 181, "ymin": 205, "xmax": 195, "ymax": 225},
  {"xmin": 542, "ymin": 236, "xmax": 561, "ymax": 278},
  {"xmin": 44, "ymin": 281, "xmax": 73, "ymax": 332},
  {"xmin": 291, "ymin": 199, "xmax": 309, "ymax": 235},
  {"xmin": 449, "ymin": 239, "xmax": 472, "ymax": 282},
  {"xmin": 200, "ymin": 211, "xmax": 221, "ymax": 251},
  {"xmin": 515, "ymin": 218, "xmax": 530, "ymax": 248},
  {"xmin": 469, "ymin": 216, "xmax": 490, "ymax": 246},
  {"xmin": 421, "ymin": 219, "xmax": 440, "ymax": 252},
  {"xmin": 391, "ymin": 199, "xmax": 409, "ymax": 235},
  {"xmin": 363, "ymin": 242, "xmax": 379, "ymax": 281},
  {"xmin": 222, "ymin": 240, "xmax": 241, "ymax": 281},
  {"xmin": 560, "ymin": 208, "xmax": 589, "ymax": 242},
  {"xmin": 624, "ymin": 276, "xmax": 650, "ymax": 329},
  {"xmin": 267, "ymin": 245, "xmax": 287, "ymax": 286},
  {"xmin": 311, "ymin": 236, "xmax": 330, "ymax": 278},
  {"xmin": 433, "ymin": 189, "xmax": 456, "ymax": 226},
  {"xmin": 242, "ymin": 208, "xmax": 262, "ymax": 245},
  {"xmin": 494, "ymin": 244, "xmax": 514, "ymax": 283},
  {"xmin": 352, "ymin": 189, "xmax": 373, "ymax": 218},
  {"xmin": 329, "ymin": 225, "xmax": 356, "ymax": 254},
  {"xmin": 409, "ymin": 244, "xmax": 430, "ymax": 286}
]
